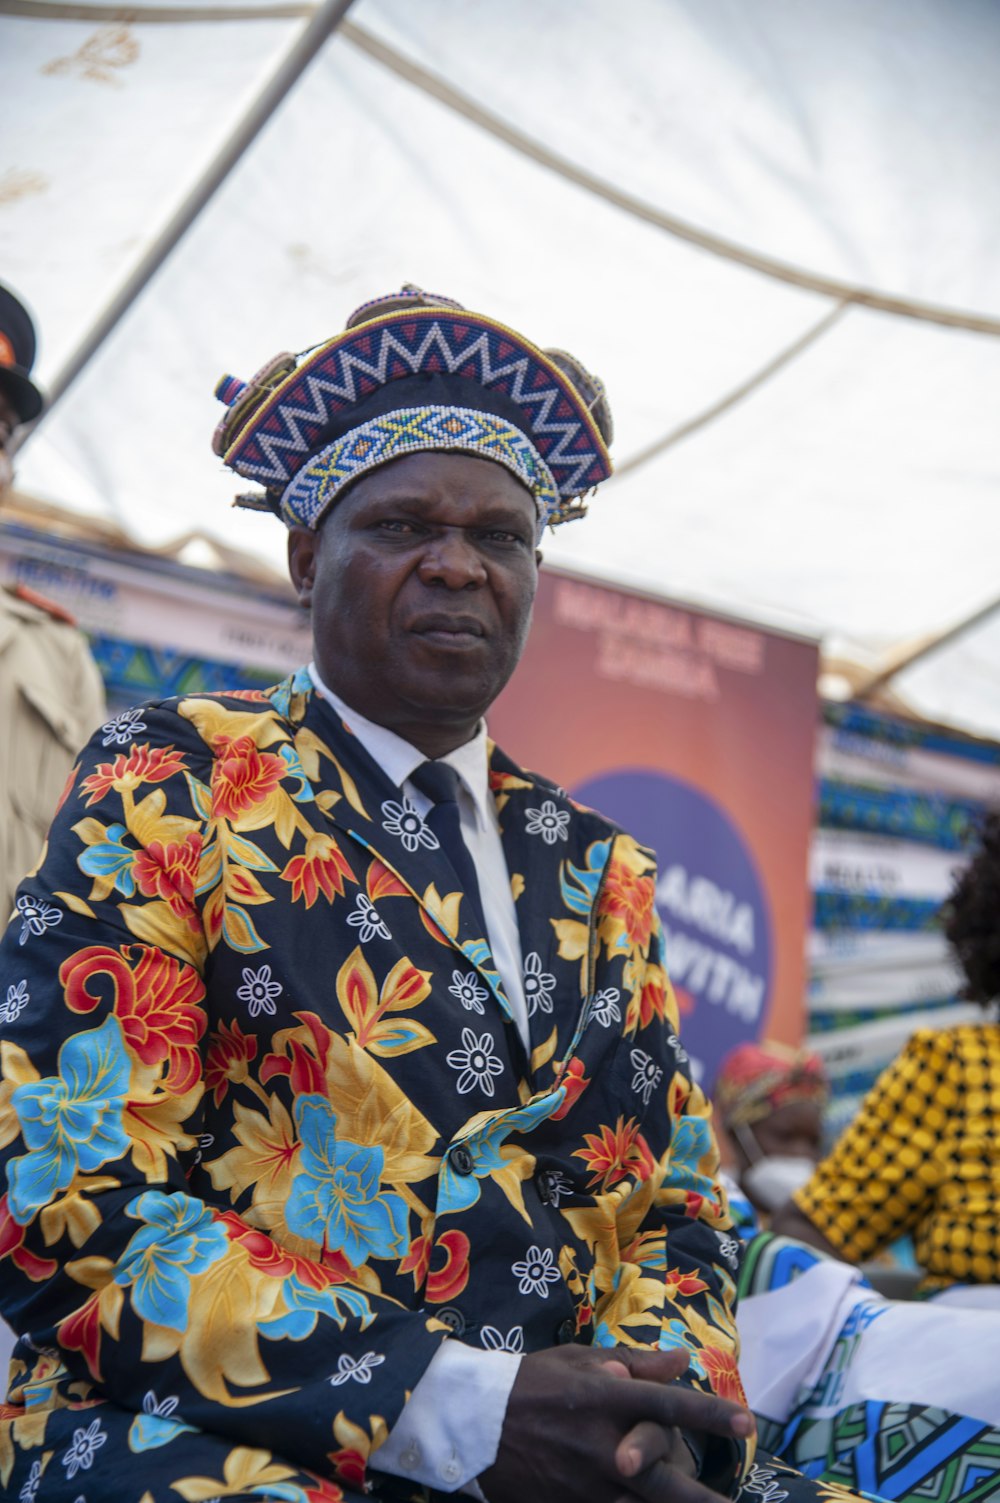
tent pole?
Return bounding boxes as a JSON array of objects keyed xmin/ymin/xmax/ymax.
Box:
[
  {"xmin": 21, "ymin": 0, "xmax": 356, "ymax": 437},
  {"xmin": 853, "ymin": 591, "xmax": 1000, "ymax": 699}
]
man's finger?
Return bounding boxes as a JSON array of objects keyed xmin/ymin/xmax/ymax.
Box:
[
  {"xmin": 614, "ymin": 1448, "xmax": 734, "ymax": 1503},
  {"xmin": 601, "ymin": 1372, "xmax": 755, "ymax": 1442},
  {"xmin": 615, "ymin": 1419, "xmax": 679, "ymax": 1479},
  {"xmin": 611, "ymin": 1347, "xmax": 692, "ymax": 1386}
]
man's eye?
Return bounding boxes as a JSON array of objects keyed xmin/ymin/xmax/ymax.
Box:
[
  {"xmin": 376, "ymin": 519, "xmax": 418, "ymax": 534},
  {"xmin": 481, "ymin": 530, "xmax": 526, "ymax": 546}
]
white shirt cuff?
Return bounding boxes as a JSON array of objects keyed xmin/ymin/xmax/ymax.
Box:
[{"xmin": 371, "ymin": 1339, "xmax": 520, "ymax": 1493}]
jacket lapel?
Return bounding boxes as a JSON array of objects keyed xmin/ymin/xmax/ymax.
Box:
[
  {"xmin": 489, "ymin": 742, "xmax": 616, "ymax": 1079},
  {"xmin": 272, "ymin": 675, "xmax": 518, "ymax": 1027}
]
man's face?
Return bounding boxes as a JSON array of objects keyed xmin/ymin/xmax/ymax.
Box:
[{"xmin": 287, "ymin": 450, "xmax": 542, "ymax": 757}]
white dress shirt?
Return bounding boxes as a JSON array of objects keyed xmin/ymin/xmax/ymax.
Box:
[{"xmin": 308, "ymin": 665, "xmax": 522, "ymax": 1495}]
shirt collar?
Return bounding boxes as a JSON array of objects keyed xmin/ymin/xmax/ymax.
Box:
[{"xmin": 308, "ymin": 661, "xmax": 493, "ymax": 830}]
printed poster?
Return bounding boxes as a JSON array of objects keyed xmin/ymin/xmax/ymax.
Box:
[{"xmin": 489, "ymin": 567, "xmax": 820, "ymax": 1089}]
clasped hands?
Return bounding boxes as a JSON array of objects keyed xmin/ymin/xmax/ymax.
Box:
[{"xmin": 479, "ymin": 1345, "xmax": 754, "ymax": 1503}]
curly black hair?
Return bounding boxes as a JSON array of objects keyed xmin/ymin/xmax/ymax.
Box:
[{"xmin": 943, "ymin": 810, "xmax": 1000, "ymax": 1006}]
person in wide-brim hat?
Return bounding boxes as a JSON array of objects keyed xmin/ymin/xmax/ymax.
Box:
[{"xmin": 0, "ymin": 282, "xmax": 44, "ymax": 432}]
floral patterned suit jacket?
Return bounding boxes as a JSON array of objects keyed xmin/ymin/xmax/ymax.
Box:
[{"xmin": 0, "ymin": 670, "xmax": 746, "ymax": 1503}]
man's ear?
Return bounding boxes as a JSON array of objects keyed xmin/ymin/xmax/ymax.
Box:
[{"xmin": 287, "ymin": 526, "xmax": 318, "ymax": 607}]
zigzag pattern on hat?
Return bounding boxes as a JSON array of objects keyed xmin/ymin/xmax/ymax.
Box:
[
  {"xmin": 280, "ymin": 405, "xmax": 559, "ymax": 531},
  {"xmin": 223, "ymin": 312, "xmax": 610, "ymax": 501}
]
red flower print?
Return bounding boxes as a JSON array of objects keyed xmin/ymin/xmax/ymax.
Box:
[
  {"xmin": 598, "ymin": 860, "xmax": 654, "ymax": 950},
  {"xmin": 60, "ymin": 943, "xmax": 206, "ymax": 1094},
  {"xmin": 328, "ymin": 1447, "xmax": 366, "ymax": 1492},
  {"xmin": 573, "ymin": 1115, "xmax": 656, "ymax": 1191},
  {"xmin": 59, "ymin": 1291, "xmax": 104, "ymax": 1381},
  {"xmin": 281, "ymin": 834, "xmax": 355, "ymax": 907},
  {"xmin": 425, "ymin": 1230, "xmax": 470, "ymax": 1303},
  {"xmin": 133, "ymin": 832, "xmax": 203, "ymax": 928},
  {"xmin": 81, "ymin": 743, "xmax": 186, "ymax": 806},
  {"xmin": 0, "ymin": 1194, "xmax": 57, "ymax": 1281},
  {"xmin": 211, "ymin": 735, "xmax": 284, "ymax": 819},
  {"xmin": 399, "ymin": 1234, "xmax": 431, "ymax": 1289},
  {"xmin": 637, "ymin": 973, "xmax": 668, "ymax": 1029},
  {"xmin": 665, "ymin": 1266, "xmax": 710, "ymax": 1299},
  {"xmin": 305, "ymin": 1481, "xmax": 345, "ymax": 1503},
  {"xmin": 366, "ymin": 858, "xmax": 409, "ymax": 903},
  {"xmin": 700, "ymin": 1345, "xmax": 747, "ymax": 1404},
  {"xmin": 551, "ymin": 1055, "xmax": 591, "ymax": 1119},
  {"xmin": 204, "ymin": 1018, "xmax": 258, "ymax": 1106},
  {"xmin": 261, "ymin": 1010, "xmax": 333, "ymax": 1094}
]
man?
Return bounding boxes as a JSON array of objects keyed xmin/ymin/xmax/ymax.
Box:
[
  {"xmin": 0, "ymin": 281, "xmax": 106, "ymax": 919},
  {"xmin": 0, "ymin": 287, "xmax": 856, "ymax": 1503}
]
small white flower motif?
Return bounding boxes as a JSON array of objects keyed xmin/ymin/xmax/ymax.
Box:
[
  {"xmin": 62, "ymin": 1417, "xmax": 107, "ymax": 1478},
  {"xmin": 524, "ymin": 799, "xmax": 570, "ymax": 846},
  {"xmin": 100, "ymin": 706, "xmax": 147, "ymax": 746},
  {"xmin": 329, "ymin": 1351, "xmax": 385, "ymax": 1385},
  {"xmin": 716, "ymin": 1234, "xmax": 742, "ymax": 1270},
  {"xmin": 346, "ymin": 892, "xmax": 391, "ymax": 943},
  {"xmin": 18, "ymin": 1459, "xmax": 42, "ymax": 1503},
  {"xmin": 629, "ymin": 1048, "xmax": 663, "ymax": 1105},
  {"xmin": 1, "ymin": 979, "xmax": 29, "ymax": 1024},
  {"xmin": 381, "ymin": 798, "xmax": 439, "ymax": 854},
  {"xmin": 667, "ymin": 1033, "xmax": 689, "ymax": 1064},
  {"xmin": 446, "ymin": 1027, "xmax": 505, "ymax": 1097},
  {"xmin": 142, "ymin": 1390, "xmax": 180, "ymax": 1418},
  {"xmin": 740, "ymin": 1465, "xmax": 790, "ymax": 1503},
  {"xmin": 193, "ymin": 1131, "xmax": 214, "ymax": 1168},
  {"xmin": 588, "ymin": 987, "xmax": 621, "ymax": 1028},
  {"xmin": 481, "ymin": 1324, "xmax": 525, "ymax": 1354},
  {"xmin": 236, "ymin": 963, "xmax": 282, "ymax": 1018},
  {"xmin": 15, "ymin": 894, "xmax": 62, "ymax": 946},
  {"xmin": 448, "ymin": 969, "xmax": 488, "ymax": 1014},
  {"xmin": 542, "ymin": 1172, "xmax": 574, "ymax": 1207},
  {"xmin": 522, "ymin": 951, "xmax": 556, "ymax": 1016},
  {"xmin": 511, "ymin": 1244, "xmax": 561, "ymax": 1298}
]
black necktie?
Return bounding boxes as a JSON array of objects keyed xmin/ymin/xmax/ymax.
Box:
[{"xmin": 408, "ymin": 760, "xmax": 487, "ymax": 938}]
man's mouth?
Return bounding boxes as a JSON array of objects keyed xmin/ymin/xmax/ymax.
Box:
[{"xmin": 409, "ymin": 612, "xmax": 487, "ymax": 647}]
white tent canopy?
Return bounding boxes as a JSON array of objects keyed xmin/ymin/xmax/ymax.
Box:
[{"xmin": 3, "ymin": 0, "xmax": 999, "ymax": 735}]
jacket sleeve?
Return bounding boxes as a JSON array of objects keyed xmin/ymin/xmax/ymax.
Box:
[
  {"xmin": 586, "ymin": 836, "xmax": 750, "ymax": 1491},
  {"xmin": 0, "ymin": 701, "xmax": 446, "ymax": 1488}
]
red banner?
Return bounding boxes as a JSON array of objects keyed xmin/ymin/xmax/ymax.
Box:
[{"xmin": 489, "ymin": 568, "xmax": 819, "ymax": 1088}]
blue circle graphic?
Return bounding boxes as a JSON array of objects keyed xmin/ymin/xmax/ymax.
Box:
[{"xmin": 572, "ymin": 768, "xmax": 772, "ymax": 1089}]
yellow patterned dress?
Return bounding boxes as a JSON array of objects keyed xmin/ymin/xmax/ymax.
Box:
[{"xmin": 793, "ymin": 1023, "xmax": 1000, "ymax": 1289}]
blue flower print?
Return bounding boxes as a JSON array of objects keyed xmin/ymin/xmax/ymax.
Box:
[
  {"xmin": 286, "ymin": 1094, "xmax": 409, "ymax": 1266},
  {"xmin": 127, "ymin": 1391, "xmax": 197, "ymax": 1452},
  {"xmin": 437, "ymin": 1093, "xmax": 562, "ymax": 1217},
  {"xmin": 8, "ymin": 1015, "xmax": 131, "ymax": 1223},
  {"xmin": 77, "ymin": 822, "xmax": 137, "ymax": 896},
  {"xmin": 259, "ymin": 1271, "xmax": 374, "ymax": 1341},
  {"xmin": 114, "ymin": 1191, "xmax": 229, "ymax": 1330},
  {"xmin": 667, "ymin": 1115, "xmax": 716, "ymax": 1196}
]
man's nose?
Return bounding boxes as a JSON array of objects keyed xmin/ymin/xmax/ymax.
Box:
[{"xmin": 417, "ymin": 529, "xmax": 487, "ymax": 588}]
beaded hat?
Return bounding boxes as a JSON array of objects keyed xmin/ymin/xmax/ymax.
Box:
[{"xmin": 212, "ymin": 285, "xmax": 613, "ymax": 534}]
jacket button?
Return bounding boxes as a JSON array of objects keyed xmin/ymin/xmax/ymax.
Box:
[
  {"xmin": 555, "ymin": 1317, "xmax": 576, "ymax": 1344},
  {"xmin": 449, "ymin": 1145, "xmax": 475, "ymax": 1176},
  {"xmin": 436, "ymin": 1306, "xmax": 466, "ymax": 1335}
]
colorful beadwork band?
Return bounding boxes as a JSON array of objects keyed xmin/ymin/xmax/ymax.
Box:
[{"xmin": 280, "ymin": 405, "xmax": 560, "ymax": 532}]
